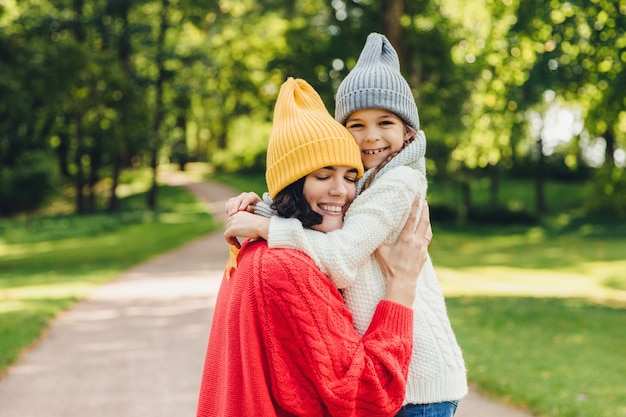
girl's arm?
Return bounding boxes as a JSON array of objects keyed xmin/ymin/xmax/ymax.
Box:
[{"xmin": 268, "ymin": 166, "xmax": 427, "ymax": 288}]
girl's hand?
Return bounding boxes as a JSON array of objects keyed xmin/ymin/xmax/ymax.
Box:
[
  {"xmin": 224, "ymin": 211, "xmax": 271, "ymax": 248},
  {"xmin": 376, "ymin": 198, "xmax": 431, "ymax": 308},
  {"xmin": 225, "ymin": 192, "xmax": 262, "ymax": 216}
]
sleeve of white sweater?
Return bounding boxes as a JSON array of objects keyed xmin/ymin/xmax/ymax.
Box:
[{"xmin": 267, "ymin": 166, "xmax": 427, "ymax": 289}]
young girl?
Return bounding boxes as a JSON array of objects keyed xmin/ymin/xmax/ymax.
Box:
[
  {"xmin": 225, "ymin": 34, "xmax": 467, "ymax": 417},
  {"xmin": 199, "ymin": 77, "xmax": 433, "ymax": 417}
]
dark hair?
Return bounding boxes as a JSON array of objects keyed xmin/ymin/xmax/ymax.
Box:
[
  {"xmin": 271, "ymin": 177, "xmax": 323, "ymax": 229},
  {"xmin": 360, "ymin": 124, "xmax": 416, "ymax": 193}
]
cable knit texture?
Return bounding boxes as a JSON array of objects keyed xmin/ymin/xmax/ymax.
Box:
[
  {"xmin": 197, "ymin": 240, "xmax": 414, "ymax": 417},
  {"xmin": 265, "ymin": 138, "xmax": 468, "ymax": 404}
]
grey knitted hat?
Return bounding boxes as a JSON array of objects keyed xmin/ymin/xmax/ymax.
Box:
[{"xmin": 335, "ymin": 33, "xmax": 420, "ymax": 130}]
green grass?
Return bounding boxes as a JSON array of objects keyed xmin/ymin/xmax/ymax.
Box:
[
  {"xmin": 429, "ymin": 223, "xmax": 626, "ymax": 305},
  {"xmin": 0, "ymin": 179, "xmax": 218, "ymax": 373},
  {"xmin": 447, "ymin": 297, "xmax": 626, "ymax": 417}
]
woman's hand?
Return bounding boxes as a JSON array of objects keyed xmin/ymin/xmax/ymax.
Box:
[
  {"xmin": 225, "ymin": 192, "xmax": 262, "ymax": 216},
  {"xmin": 224, "ymin": 211, "xmax": 271, "ymax": 248},
  {"xmin": 376, "ymin": 198, "xmax": 432, "ymax": 308}
]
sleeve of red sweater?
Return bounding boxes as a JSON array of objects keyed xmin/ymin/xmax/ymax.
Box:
[{"xmin": 255, "ymin": 246, "xmax": 413, "ymax": 417}]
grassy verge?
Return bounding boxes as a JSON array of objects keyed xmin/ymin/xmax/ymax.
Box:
[
  {"xmin": 447, "ymin": 297, "xmax": 626, "ymax": 417},
  {"xmin": 428, "ymin": 224, "xmax": 626, "ymax": 417},
  {"xmin": 0, "ymin": 182, "xmax": 218, "ymax": 373}
]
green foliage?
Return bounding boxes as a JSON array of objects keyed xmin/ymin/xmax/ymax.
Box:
[
  {"xmin": 585, "ymin": 165, "xmax": 626, "ymax": 217},
  {"xmin": 1, "ymin": 0, "xmax": 623, "ymax": 218},
  {"xmin": 0, "ymin": 151, "xmax": 60, "ymax": 216},
  {"xmin": 210, "ymin": 115, "xmax": 272, "ymax": 173},
  {"xmin": 208, "ymin": 172, "xmax": 268, "ymax": 197},
  {"xmin": 448, "ymin": 297, "xmax": 626, "ymax": 417}
]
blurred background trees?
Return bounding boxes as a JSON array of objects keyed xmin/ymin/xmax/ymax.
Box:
[{"xmin": 0, "ymin": 0, "xmax": 624, "ymax": 219}]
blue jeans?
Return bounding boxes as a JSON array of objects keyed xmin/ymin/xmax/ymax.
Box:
[{"xmin": 395, "ymin": 401, "xmax": 459, "ymax": 417}]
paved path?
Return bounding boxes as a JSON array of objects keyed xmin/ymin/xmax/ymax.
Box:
[{"xmin": 0, "ymin": 172, "xmax": 536, "ymax": 416}]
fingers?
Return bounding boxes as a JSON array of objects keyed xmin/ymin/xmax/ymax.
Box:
[
  {"xmin": 414, "ymin": 200, "xmax": 431, "ymax": 245},
  {"xmin": 225, "ymin": 235, "xmax": 241, "ymax": 249},
  {"xmin": 424, "ymin": 224, "xmax": 433, "ymax": 244},
  {"xmin": 400, "ymin": 197, "xmax": 420, "ymax": 237},
  {"xmin": 397, "ymin": 197, "xmax": 431, "ymax": 245},
  {"xmin": 224, "ymin": 216, "xmax": 241, "ymax": 248},
  {"xmin": 226, "ymin": 192, "xmax": 260, "ymax": 216}
]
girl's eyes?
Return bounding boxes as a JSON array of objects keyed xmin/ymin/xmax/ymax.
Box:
[
  {"xmin": 347, "ymin": 120, "xmax": 396, "ymax": 128},
  {"xmin": 345, "ymin": 176, "xmax": 357, "ymax": 183}
]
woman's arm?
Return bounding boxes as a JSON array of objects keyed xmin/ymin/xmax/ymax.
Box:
[
  {"xmin": 269, "ymin": 166, "xmax": 427, "ymax": 288},
  {"xmin": 259, "ymin": 248, "xmax": 415, "ymax": 416}
]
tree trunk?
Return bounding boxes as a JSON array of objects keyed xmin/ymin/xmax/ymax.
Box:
[
  {"xmin": 87, "ymin": 167, "xmax": 98, "ymax": 212},
  {"xmin": 535, "ymin": 136, "xmax": 546, "ymax": 214},
  {"xmin": 74, "ymin": 118, "xmax": 85, "ymax": 214},
  {"xmin": 489, "ymin": 163, "xmax": 499, "ymax": 207},
  {"xmin": 381, "ymin": 0, "xmax": 405, "ymax": 69},
  {"xmin": 72, "ymin": 0, "xmax": 86, "ymax": 214},
  {"xmin": 57, "ymin": 116, "xmax": 72, "ymax": 178},
  {"xmin": 108, "ymin": 155, "xmax": 121, "ymax": 213},
  {"xmin": 148, "ymin": 147, "xmax": 159, "ymax": 210},
  {"xmin": 604, "ymin": 129, "xmax": 615, "ymax": 167},
  {"xmin": 175, "ymin": 115, "xmax": 188, "ymax": 170},
  {"xmin": 87, "ymin": 143, "xmax": 102, "ymax": 212},
  {"xmin": 460, "ymin": 179, "xmax": 471, "ymax": 221},
  {"xmin": 108, "ymin": 3, "xmax": 132, "ymax": 214},
  {"xmin": 147, "ymin": 0, "xmax": 169, "ymax": 210}
]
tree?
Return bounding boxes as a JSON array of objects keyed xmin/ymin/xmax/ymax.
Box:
[{"xmin": 509, "ymin": 0, "xmax": 626, "ymax": 215}]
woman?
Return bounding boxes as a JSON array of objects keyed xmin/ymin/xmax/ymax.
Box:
[
  {"xmin": 225, "ymin": 34, "xmax": 467, "ymax": 417},
  {"xmin": 196, "ymin": 77, "xmax": 433, "ymax": 417}
]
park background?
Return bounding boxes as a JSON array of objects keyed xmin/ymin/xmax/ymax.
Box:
[{"xmin": 0, "ymin": 1, "xmax": 625, "ymax": 416}]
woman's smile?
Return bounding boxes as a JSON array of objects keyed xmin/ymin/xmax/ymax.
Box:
[{"xmin": 317, "ymin": 203, "xmax": 345, "ymax": 215}]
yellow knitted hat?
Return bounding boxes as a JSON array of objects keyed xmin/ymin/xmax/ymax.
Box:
[{"xmin": 266, "ymin": 78, "xmax": 364, "ymax": 198}]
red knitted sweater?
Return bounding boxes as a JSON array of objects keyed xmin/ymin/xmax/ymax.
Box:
[{"xmin": 196, "ymin": 240, "xmax": 413, "ymax": 417}]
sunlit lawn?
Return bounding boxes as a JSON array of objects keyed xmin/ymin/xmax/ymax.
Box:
[
  {"xmin": 447, "ymin": 297, "xmax": 626, "ymax": 417},
  {"xmin": 425, "ymin": 214, "xmax": 625, "ymax": 417},
  {"xmin": 430, "ymin": 223, "xmax": 626, "ymax": 303},
  {"xmin": 428, "ymin": 224, "xmax": 626, "ymax": 417}
]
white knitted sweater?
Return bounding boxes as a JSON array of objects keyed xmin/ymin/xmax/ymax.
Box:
[{"xmin": 265, "ymin": 136, "xmax": 467, "ymax": 405}]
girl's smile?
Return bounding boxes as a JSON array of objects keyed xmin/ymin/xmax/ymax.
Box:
[{"xmin": 346, "ymin": 109, "xmax": 412, "ymax": 170}]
